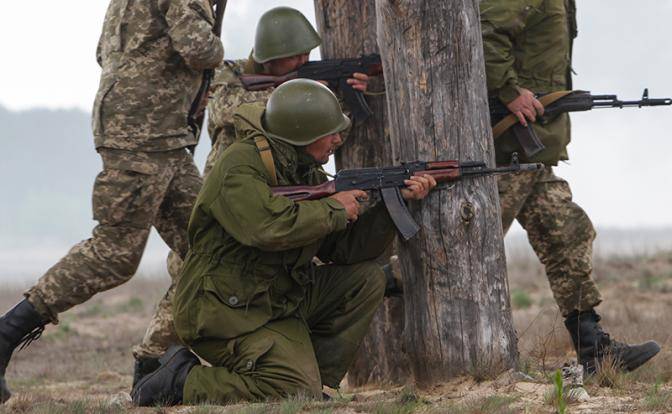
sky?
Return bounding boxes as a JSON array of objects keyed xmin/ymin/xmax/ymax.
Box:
[{"xmin": 0, "ymin": 0, "xmax": 671, "ymax": 229}]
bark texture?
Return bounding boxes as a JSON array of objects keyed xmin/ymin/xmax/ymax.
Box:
[
  {"xmin": 375, "ymin": 0, "xmax": 518, "ymax": 386},
  {"xmin": 313, "ymin": 0, "xmax": 410, "ymax": 386}
]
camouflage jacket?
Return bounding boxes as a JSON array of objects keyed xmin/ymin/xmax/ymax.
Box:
[
  {"xmin": 481, "ymin": 0, "xmax": 577, "ymax": 166},
  {"xmin": 93, "ymin": 0, "xmax": 224, "ymax": 152},
  {"xmin": 174, "ymin": 104, "xmax": 395, "ymax": 343},
  {"xmin": 206, "ymin": 59, "xmax": 272, "ymax": 150}
]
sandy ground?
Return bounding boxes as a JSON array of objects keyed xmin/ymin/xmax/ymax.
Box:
[{"xmin": 1, "ymin": 250, "xmax": 671, "ymax": 413}]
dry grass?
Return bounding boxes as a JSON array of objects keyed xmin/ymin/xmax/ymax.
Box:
[{"xmin": 0, "ymin": 249, "xmax": 671, "ymax": 413}]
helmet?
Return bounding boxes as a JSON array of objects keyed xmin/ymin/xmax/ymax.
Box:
[
  {"xmin": 252, "ymin": 7, "xmax": 321, "ymax": 64},
  {"xmin": 263, "ymin": 79, "xmax": 351, "ymax": 146}
]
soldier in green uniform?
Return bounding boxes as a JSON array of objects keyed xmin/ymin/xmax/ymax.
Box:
[
  {"xmin": 131, "ymin": 79, "xmax": 435, "ymax": 406},
  {"xmin": 480, "ymin": 0, "xmax": 659, "ymax": 373},
  {"xmin": 0, "ymin": 0, "xmax": 223, "ymax": 403}
]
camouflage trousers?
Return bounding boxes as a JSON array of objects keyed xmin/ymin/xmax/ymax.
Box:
[
  {"xmin": 25, "ymin": 148, "xmax": 202, "ymax": 359},
  {"xmin": 497, "ymin": 167, "xmax": 602, "ymax": 316}
]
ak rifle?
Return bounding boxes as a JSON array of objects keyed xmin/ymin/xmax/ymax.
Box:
[
  {"xmin": 239, "ymin": 53, "xmax": 383, "ymax": 123},
  {"xmin": 489, "ymin": 89, "xmax": 672, "ymax": 158},
  {"xmin": 272, "ymin": 155, "xmax": 542, "ymax": 241}
]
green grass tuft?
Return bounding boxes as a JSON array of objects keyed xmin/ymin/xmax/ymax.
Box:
[{"xmin": 511, "ymin": 289, "xmax": 533, "ymax": 309}]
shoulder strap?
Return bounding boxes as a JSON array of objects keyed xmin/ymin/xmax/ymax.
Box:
[
  {"xmin": 491, "ymin": 90, "xmax": 574, "ymax": 139},
  {"xmin": 254, "ymin": 136, "xmax": 278, "ymax": 186}
]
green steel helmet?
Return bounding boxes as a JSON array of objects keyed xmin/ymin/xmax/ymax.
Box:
[
  {"xmin": 252, "ymin": 7, "xmax": 322, "ymax": 64},
  {"xmin": 263, "ymin": 79, "xmax": 351, "ymax": 146}
]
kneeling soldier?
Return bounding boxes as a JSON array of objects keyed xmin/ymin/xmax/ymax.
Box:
[{"xmin": 131, "ymin": 79, "xmax": 435, "ymax": 406}]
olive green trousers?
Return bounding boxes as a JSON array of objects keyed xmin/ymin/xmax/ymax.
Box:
[{"xmin": 183, "ymin": 261, "xmax": 386, "ymax": 404}]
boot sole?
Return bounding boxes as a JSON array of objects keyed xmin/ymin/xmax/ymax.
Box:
[
  {"xmin": 624, "ymin": 341, "xmax": 661, "ymax": 372},
  {"xmin": 131, "ymin": 346, "xmax": 185, "ymax": 406}
]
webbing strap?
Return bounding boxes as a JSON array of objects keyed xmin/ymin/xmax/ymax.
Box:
[
  {"xmin": 254, "ymin": 136, "xmax": 278, "ymax": 186},
  {"xmin": 492, "ymin": 90, "xmax": 574, "ymax": 139}
]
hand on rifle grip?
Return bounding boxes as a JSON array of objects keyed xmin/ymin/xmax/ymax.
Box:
[
  {"xmin": 505, "ymin": 87, "xmax": 544, "ymax": 126},
  {"xmin": 330, "ymin": 190, "xmax": 368, "ymax": 222}
]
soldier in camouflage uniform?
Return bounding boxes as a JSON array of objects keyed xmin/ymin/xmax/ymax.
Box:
[
  {"xmin": 0, "ymin": 0, "xmax": 223, "ymax": 403},
  {"xmin": 131, "ymin": 79, "xmax": 435, "ymax": 406},
  {"xmin": 480, "ymin": 0, "xmax": 659, "ymax": 373}
]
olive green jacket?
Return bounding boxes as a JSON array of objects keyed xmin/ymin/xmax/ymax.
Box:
[
  {"xmin": 481, "ymin": 0, "xmax": 577, "ymax": 165},
  {"xmin": 174, "ymin": 104, "xmax": 396, "ymax": 343}
]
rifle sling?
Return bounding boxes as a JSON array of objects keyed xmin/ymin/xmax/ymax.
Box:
[
  {"xmin": 491, "ymin": 90, "xmax": 574, "ymax": 139},
  {"xmin": 254, "ymin": 136, "xmax": 278, "ymax": 186}
]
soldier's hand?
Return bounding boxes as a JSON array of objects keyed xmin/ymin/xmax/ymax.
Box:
[
  {"xmin": 400, "ymin": 174, "xmax": 436, "ymax": 200},
  {"xmin": 330, "ymin": 190, "xmax": 369, "ymax": 221},
  {"xmin": 505, "ymin": 87, "xmax": 544, "ymax": 126},
  {"xmin": 347, "ymin": 72, "xmax": 369, "ymax": 92}
]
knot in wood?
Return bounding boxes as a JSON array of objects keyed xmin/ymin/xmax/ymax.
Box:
[{"xmin": 460, "ymin": 201, "xmax": 475, "ymax": 223}]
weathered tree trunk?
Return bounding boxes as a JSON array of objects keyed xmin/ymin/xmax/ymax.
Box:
[
  {"xmin": 375, "ymin": 0, "xmax": 518, "ymax": 386},
  {"xmin": 313, "ymin": 0, "xmax": 410, "ymax": 386}
]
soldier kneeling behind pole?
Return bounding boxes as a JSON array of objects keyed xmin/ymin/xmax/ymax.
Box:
[{"xmin": 131, "ymin": 79, "xmax": 436, "ymax": 406}]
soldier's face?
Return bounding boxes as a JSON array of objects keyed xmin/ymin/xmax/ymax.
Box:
[
  {"xmin": 264, "ymin": 53, "xmax": 310, "ymax": 75},
  {"xmin": 304, "ymin": 133, "xmax": 342, "ymax": 164}
]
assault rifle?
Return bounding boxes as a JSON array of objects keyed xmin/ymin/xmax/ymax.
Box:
[
  {"xmin": 187, "ymin": 0, "xmax": 227, "ymax": 142},
  {"xmin": 489, "ymin": 89, "xmax": 672, "ymax": 158},
  {"xmin": 239, "ymin": 53, "xmax": 383, "ymax": 123},
  {"xmin": 272, "ymin": 155, "xmax": 542, "ymax": 241}
]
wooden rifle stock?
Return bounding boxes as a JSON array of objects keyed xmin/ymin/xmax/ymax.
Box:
[
  {"xmin": 239, "ymin": 72, "xmax": 297, "ymax": 91},
  {"xmin": 271, "ymin": 180, "xmax": 336, "ymax": 201}
]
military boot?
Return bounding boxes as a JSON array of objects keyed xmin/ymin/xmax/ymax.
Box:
[
  {"xmin": 564, "ymin": 309, "xmax": 660, "ymax": 375},
  {"xmin": 131, "ymin": 346, "xmax": 199, "ymax": 406},
  {"xmin": 132, "ymin": 356, "xmax": 160, "ymax": 389},
  {"xmin": 0, "ymin": 299, "xmax": 47, "ymax": 403}
]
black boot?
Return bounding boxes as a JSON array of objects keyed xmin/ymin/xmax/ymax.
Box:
[
  {"xmin": 132, "ymin": 356, "xmax": 160, "ymax": 389},
  {"xmin": 0, "ymin": 299, "xmax": 47, "ymax": 403},
  {"xmin": 131, "ymin": 346, "xmax": 199, "ymax": 406},
  {"xmin": 565, "ymin": 309, "xmax": 660, "ymax": 375}
]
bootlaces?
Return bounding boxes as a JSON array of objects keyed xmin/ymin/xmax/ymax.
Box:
[{"xmin": 17, "ymin": 326, "xmax": 44, "ymax": 351}]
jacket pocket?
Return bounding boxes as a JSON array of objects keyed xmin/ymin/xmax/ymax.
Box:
[{"xmin": 196, "ymin": 272, "xmax": 273, "ymax": 339}]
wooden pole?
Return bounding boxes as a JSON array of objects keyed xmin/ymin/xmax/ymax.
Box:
[
  {"xmin": 375, "ymin": 0, "xmax": 518, "ymax": 386},
  {"xmin": 313, "ymin": 0, "xmax": 410, "ymax": 386}
]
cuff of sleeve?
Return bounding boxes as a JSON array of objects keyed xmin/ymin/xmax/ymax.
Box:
[
  {"xmin": 324, "ymin": 198, "xmax": 349, "ymax": 231},
  {"xmin": 497, "ymin": 83, "xmax": 521, "ymax": 104}
]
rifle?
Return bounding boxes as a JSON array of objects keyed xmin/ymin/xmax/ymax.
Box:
[
  {"xmin": 272, "ymin": 154, "xmax": 542, "ymax": 241},
  {"xmin": 187, "ymin": 0, "xmax": 227, "ymax": 142},
  {"xmin": 239, "ymin": 54, "xmax": 383, "ymax": 123},
  {"xmin": 489, "ymin": 89, "xmax": 672, "ymax": 158}
]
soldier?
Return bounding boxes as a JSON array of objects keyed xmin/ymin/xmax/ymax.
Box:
[
  {"xmin": 204, "ymin": 6, "xmax": 369, "ymax": 176},
  {"xmin": 131, "ymin": 79, "xmax": 435, "ymax": 406},
  {"xmin": 480, "ymin": 0, "xmax": 659, "ymax": 374},
  {"xmin": 0, "ymin": 0, "xmax": 223, "ymax": 403}
]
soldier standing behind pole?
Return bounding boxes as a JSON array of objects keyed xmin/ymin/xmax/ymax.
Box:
[
  {"xmin": 480, "ymin": 0, "xmax": 659, "ymax": 374},
  {"xmin": 0, "ymin": 0, "xmax": 223, "ymax": 403},
  {"xmin": 204, "ymin": 6, "xmax": 369, "ymax": 177}
]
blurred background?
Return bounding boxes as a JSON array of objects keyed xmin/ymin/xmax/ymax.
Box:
[{"xmin": 1, "ymin": 0, "xmax": 670, "ymax": 287}]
